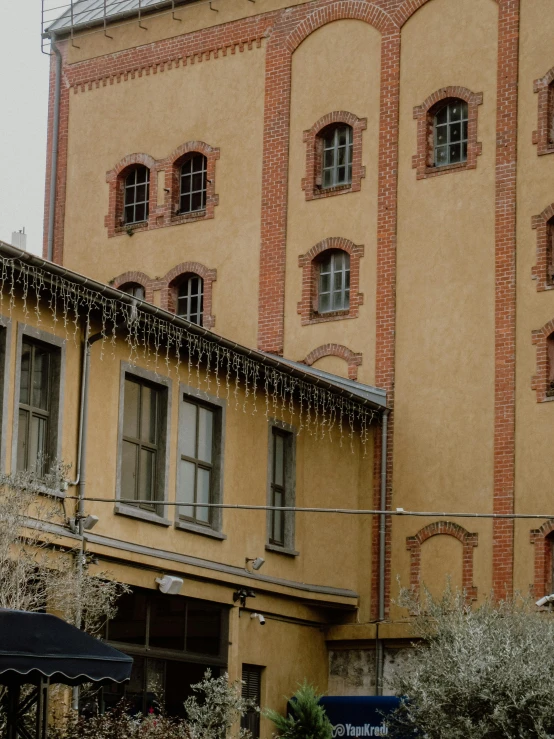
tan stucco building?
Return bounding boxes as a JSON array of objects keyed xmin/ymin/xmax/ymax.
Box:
[{"xmin": 23, "ymin": 0, "xmax": 554, "ymax": 728}]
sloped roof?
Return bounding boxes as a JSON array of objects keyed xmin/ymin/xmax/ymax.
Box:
[{"xmin": 46, "ymin": 0, "xmax": 181, "ymax": 34}]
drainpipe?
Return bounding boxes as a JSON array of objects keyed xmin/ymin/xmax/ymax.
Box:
[
  {"xmin": 375, "ymin": 409, "xmax": 389, "ymax": 696},
  {"xmin": 47, "ymin": 34, "xmax": 62, "ymax": 262}
]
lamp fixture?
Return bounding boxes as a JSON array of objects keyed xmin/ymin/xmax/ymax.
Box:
[
  {"xmin": 245, "ymin": 556, "xmax": 265, "ymax": 572},
  {"xmin": 233, "ymin": 588, "xmax": 256, "ymax": 607}
]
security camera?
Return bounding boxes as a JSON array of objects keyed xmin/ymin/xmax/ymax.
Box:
[
  {"xmin": 250, "ymin": 612, "xmax": 265, "ymax": 625},
  {"xmin": 156, "ymin": 575, "xmax": 184, "ymax": 595},
  {"xmin": 536, "ymin": 593, "xmax": 554, "ymax": 607},
  {"xmin": 246, "ymin": 556, "xmax": 265, "ymax": 571}
]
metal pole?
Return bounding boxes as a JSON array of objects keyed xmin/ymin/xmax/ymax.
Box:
[
  {"xmin": 375, "ymin": 409, "xmax": 389, "ymax": 696},
  {"xmin": 104, "ymin": 0, "xmax": 113, "ymax": 38},
  {"xmin": 47, "ymin": 36, "xmax": 62, "ymax": 262},
  {"xmin": 7, "ymin": 685, "xmax": 20, "ymax": 739}
]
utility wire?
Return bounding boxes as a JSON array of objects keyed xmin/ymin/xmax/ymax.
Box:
[{"xmin": 64, "ymin": 496, "xmax": 554, "ymax": 520}]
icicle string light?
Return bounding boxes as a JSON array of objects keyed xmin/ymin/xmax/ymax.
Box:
[{"xmin": 0, "ymin": 256, "xmax": 380, "ymax": 449}]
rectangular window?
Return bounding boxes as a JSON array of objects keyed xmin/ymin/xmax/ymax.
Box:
[
  {"xmin": 17, "ymin": 339, "xmax": 56, "ymax": 476},
  {"xmin": 120, "ymin": 373, "xmax": 168, "ymax": 514},
  {"xmin": 241, "ymin": 665, "xmax": 263, "ymax": 739},
  {"xmin": 267, "ymin": 424, "xmax": 296, "ymax": 552},
  {"xmin": 177, "ymin": 391, "xmax": 224, "ymax": 531}
]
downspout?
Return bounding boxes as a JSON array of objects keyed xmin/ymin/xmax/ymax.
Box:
[
  {"xmin": 47, "ymin": 34, "xmax": 62, "ymax": 262},
  {"xmin": 375, "ymin": 409, "xmax": 389, "ymax": 696}
]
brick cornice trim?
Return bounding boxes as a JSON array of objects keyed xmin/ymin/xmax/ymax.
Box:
[
  {"xmin": 302, "ymin": 111, "xmax": 367, "ymax": 200},
  {"xmin": 530, "ymin": 519, "xmax": 554, "ymax": 597},
  {"xmin": 412, "ymin": 86, "xmax": 483, "ymax": 180},
  {"xmin": 297, "ymin": 237, "xmax": 364, "ymax": 326},
  {"xmin": 531, "ymin": 203, "xmax": 554, "ymax": 292},
  {"xmin": 303, "ymin": 344, "xmax": 363, "ymax": 380},
  {"xmin": 406, "ymin": 522, "xmax": 478, "ymax": 601},
  {"xmin": 64, "ymin": 13, "xmax": 276, "ymax": 93},
  {"xmin": 533, "ymin": 66, "xmax": 554, "ymax": 156}
]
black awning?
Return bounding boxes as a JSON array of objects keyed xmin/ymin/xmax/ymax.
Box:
[{"xmin": 0, "ymin": 609, "xmax": 133, "ymax": 687}]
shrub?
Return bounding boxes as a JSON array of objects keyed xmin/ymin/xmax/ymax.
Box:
[{"xmin": 265, "ymin": 682, "xmax": 333, "ymax": 739}]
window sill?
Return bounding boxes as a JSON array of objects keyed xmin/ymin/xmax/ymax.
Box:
[
  {"xmin": 170, "ymin": 210, "xmax": 208, "ymax": 226},
  {"xmin": 418, "ymin": 161, "xmax": 476, "ymax": 180},
  {"xmin": 265, "ymin": 543, "xmax": 299, "ymax": 557},
  {"xmin": 308, "ymin": 183, "xmax": 354, "ymax": 200},
  {"xmin": 114, "ymin": 502, "xmax": 171, "ymax": 526},
  {"xmin": 175, "ymin": 520, "xmax": 227, "ymax": 540},
  {"xmin": 302, "ymin": 310, "xmax": 357, "ymax": 326},
  {"xmin": 114, "ymin": 221, "xmax": 149, "ymax": 236}
]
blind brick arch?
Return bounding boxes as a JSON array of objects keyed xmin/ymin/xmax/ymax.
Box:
[
  {"xmin": 406, "ymin": 522, "xmax": 478, "ymax": 600},
  {"xmin": 303, "ymin": 344, "xmax": 363, "ymax": 380}
]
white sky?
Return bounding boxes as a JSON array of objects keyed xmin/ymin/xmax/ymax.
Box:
[{"xmin": 0, "ymin": 3, "xmax": 50, "ymax": 255}]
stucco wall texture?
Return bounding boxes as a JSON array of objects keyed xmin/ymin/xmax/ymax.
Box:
[{"xmin": 41, "ymin": 0, "xmax": 554, "ymax": 711}]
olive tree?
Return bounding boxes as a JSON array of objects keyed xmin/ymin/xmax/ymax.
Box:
[{"xmin": 387, "ymin": 586, "xmax": 554, "ymax": 739}]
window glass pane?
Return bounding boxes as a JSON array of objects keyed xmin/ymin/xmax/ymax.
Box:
[
  {"xmin": 461, "ymin": 142, "xmax": 468, "ymax": 161},
  {"xmin": 30, "ymin": 415, "xmax": 48, "ymax": 475},
  {"xmin": 450, "ymin": 123, "xmax": 462, "ymax": 143},
  {"xmin": 322, "ymin": 169, "xmax": 332, "ymax": 188},
  {"xmin": 323, "ymin": 149, "xmax": 334, "ymax": 169},
  {"xmin": 337, "ymin": 127, "xmax": 347, "ymax": 146},
  {"xmin": 178, "ymin": 460, "xmax": 196, "ymax": 518},
  {"xmin": 192, "ymin": 155, "xmax": 205, "ymax": 173},
  {"xmin": 274, "ymin": 433, "xmax": 285, "ymax": 486},
  {"xmin": 462, "ymin": 121, "xmax": 468, "ymax": 140},
  {"xmin": 197, "ymin": 407, "xmax": 213, "ymax": 464},
  {"xmin": 134, "ymin": 203, "xmax": 146, "ymax": 223},
  {"xmin": 333, "ymin": 270, "xmax": 344, "ymax": 291},
  {"xmin": 181, "ymin": 401, "xmax": 197, "ymax": 458},
  {"xmin": 182, "ymin": 158, "xmax": 192, "ymax": 176},
  {"xmin": 139, "ymin": 449, "xmax": 155, "ymax": 502},
  {"xmin": 191, "ymin": 192, "xmax": 203, "ymax": 211},
  {"xmin": 337, "ymin": 146, "xmax": 346, "ymax": 166},
  {"xmin": 17, "ymin": 409, "xmax": 29, "ymax": 471},
  {"xmin": 20, "ymin": 343, "xmax": 31, "ymax": 405},
  {"xmin": 141, "ymin": 386, "xmax": 157, "ymax": 444},
  {"xmin": 186, "ymin": 606, "xmax": 221, "ymax": 655},
  {"xmin": 337, "ymin": 166, "xmax": 346, "ymax": 183},
  {"xmin": 124, "ymin": 205, "xmax": 134, "ymax": 224},
  {"xmin": 320, "ymin": 273, "xmax": 331, "ymax": 293},
  {"xmin": 435, "ymin": 146, "xmax": 448, "ymax": 165},
  {"xmin": 435, "ymin": 105, "xmax": 448, "ymax": 125},
  {"xmin": 197, "ymin": 468, "xmax": 211, "ymax": 523},
  {"xmin": 149, "ymin": 594, "xmax": 186, "ymax": 650},
  {"xmin": 135, "ymin": 184, "xmax": 146, "ymax": 202},
  {"xmin": 192, "ymin": 173, "xmax": 204, "ymax": 191},
  {"xmin": 319, "ymin": 292, "xmax": 331, "ymax": 312},
  {"xmin": 108, "ymin": 590, "xmax": 147, "ymax": 645},
  {"xmin": 449, "ymin": 103, "xmax": 462, "ymax": 121},
  {"xmin": 32, "ymin": 346, "xmax": 50, "ymax": 411},
  {"xmin": 121, "ymin": 441, "xmax": 138, "ymax": 501},
  {"xmin": 123, "ymin": 379, "xmax": 140, "ymax": 439},
  {"xmin": 450, "ymin": 144, "xmax": 462, "ymax": 163},
  {"xmin": 435, "ymin": 127, "xmax": 447, "ymax": 145}
]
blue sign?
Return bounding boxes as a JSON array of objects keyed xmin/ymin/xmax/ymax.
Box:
[{"xmin": 320, "ymin": 696, "xmax": 400, "ymax": 738}]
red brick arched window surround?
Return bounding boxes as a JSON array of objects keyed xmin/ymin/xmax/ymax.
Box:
[
  {"xmin": 531, "ymin": 319, "xmax": 554, "ymax": 402},
  {"xmin": 111, "ymin": 270, "xmax": 152, "ymax": 301},
  {"xmin": 531, "ymin": 204, "xmax": 554, "ymax": 292},
  {"xmin": 531, "ymin": 520, "xmax": 554, "ymax": 598},
  {"xmin": 163, "ymin": 262, "xmax": 217, "ymax": 329},
  {"xmin": 406, "ymin": 522, "xmax": 478, "ymax": 601},
  {"xmin": 105, "ymin": 153, "xmax": 158, "ymax": 237},
  {"xmin": 297, "ymin": 237, "xmax": 364, "ymax": 326},
  {"xmin": 533, "ymin": 67, "xmax": 554, "ymax": 156},
  {"xmin": 303, "ymin": 344, "xmax": 362, "ymax": 381},
  {"xmin": 302, "ymin": 111, "xmax": 367, "ymax": 201},
  {"xmin": 164, "ymin": 141, "xmax": 220, "ymax": 226},
  {"xmin": 412, "ymin": 87, "xmax": 483, "ymax": 180}
]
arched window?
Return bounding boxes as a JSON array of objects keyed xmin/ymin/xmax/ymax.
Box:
[
  {"xmin": 120, "ymin": 283, "xmax": 145, "ymax": 301},
  {"xmin": 321, "ymin": 124, "xmax": 353, "ymax": 188},
  {"xmin": 433, "ymin": 100, "xmax": 468, "ymax": 167},
  {"xmin": 124, "ymin": 166, "xmax": 150, "ymax": 224},
  {"xmin": 179, "ymin": 154, "xmax": 207, "ymax": 214},
  {"xmin": 177, "ymin": 275, "xmax": 204, "ymax": 325},
  {"xmin": 318, "ymin": 250, "xmax": 350, "ymax": 313}
]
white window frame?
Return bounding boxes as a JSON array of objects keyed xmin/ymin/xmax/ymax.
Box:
[
  {"xmin": 322, "ymin": 125, "xmax": 353, "ymax": 188},
  {"xmin": 318, "ymin": 251, "xmax": 350, "ymax": 314},
  {"xmin": 177, "ymin": 275, "xmax": 204, "ymax": 326}
]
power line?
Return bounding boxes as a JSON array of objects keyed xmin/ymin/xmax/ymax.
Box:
[{"xmin": 64, "ymin": 497, "xmax": 554, "ymax": 520}]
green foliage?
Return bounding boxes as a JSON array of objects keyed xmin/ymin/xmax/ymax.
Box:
[
  {"xmin": 387, "ymin": 586, "xmax": 554, "ymax": 739},
  {"xmin": 265, "ymin": 681, "xmax": 333, "ymax": 739}
]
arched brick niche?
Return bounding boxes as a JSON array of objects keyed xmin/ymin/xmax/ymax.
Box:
[
  {"xmin": 162, "ymin": 262, "xmax": 217, "ymax": 329},
  {"xmin": 533, "ymin": 66, "xmax": 554, "ymax": 156},
  {"xmin": 531, "ymin": 204, "xmax": 554, "ymax": 292},
  {"xmin": 530, "ymin": 520, "xmax": 554, "ymax": 598},
  {"xmin": 297, "ymin": 237, "xmax": 364, "ymax": 326},
  {"xmin": 302, "ymin": 111, "xmax": 367, "ymax": 201},
  {"xmin": 303, "ymin": 344, "xmax": 362, "ymax": 381},
  {"xmin": 412, "ymin": 86, "xmax": 483, "ymax": 180},
  {"xmin": 406, "ymin": 522, "xmax": 478, "ymax": 601},
  {"xmin": 531, "ymin": 319, "xmax": 554, "ymax": 402}
]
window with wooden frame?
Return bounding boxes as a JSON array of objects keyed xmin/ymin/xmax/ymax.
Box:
[
  {"xmin": 179, "ymin": 153, "xmax": 207, "ymax": 215},
  {"xmin": 17, "ymin": 340, "xmax": 55, "ymax": 477},
  {"xmin": 177, "ymin": 275, "xmax": 204, "ymax": 326},
  {"xmin": 267, "ymin": 423, "xmax": 296, "ymax": 554},
  {"xmin": 241, "ymin": 665, "xmax": 263, "ymax": 739},
  {"xmin": 177, "ymin": 395, "xmax": 223, "ymax": 531},
  {"xmin": 123, "ymin": 166, "xmax": 150, "ymax": 225},
  {"xmin": 121, "ymin": 376, "xmax": 163, "ymax": 512}
]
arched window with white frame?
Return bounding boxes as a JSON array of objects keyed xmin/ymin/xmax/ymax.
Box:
[
  {"xmin": 318, "ymin": 250, "xmax": 350, "ymax": 314},
  {"xmin": 321, "ymin": 124, "xmax": 353, "ymax": 188}
]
